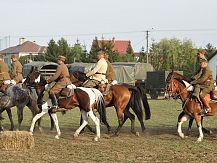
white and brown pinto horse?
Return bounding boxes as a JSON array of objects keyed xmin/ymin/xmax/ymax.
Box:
[{"xmin": 27, "ymin": 73, "xmax": 108, "ymax": 142}]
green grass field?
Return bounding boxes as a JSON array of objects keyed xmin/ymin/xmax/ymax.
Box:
[{"xmin": 1, "ymin": 98, "xmax": 217, "ymax": 162}]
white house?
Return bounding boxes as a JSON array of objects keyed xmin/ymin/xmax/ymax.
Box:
[
  {"xmin": 0, "ymin": 38, "xmax": 46, "ymax": 65},
  {"xmin": 208, "ymin": 51, "xmax": 217, "ymax": 81}
]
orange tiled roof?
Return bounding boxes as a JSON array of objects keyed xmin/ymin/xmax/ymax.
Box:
[{"xmin": 97, "ymin": 40, "xmax": 131, "ymax": 55}]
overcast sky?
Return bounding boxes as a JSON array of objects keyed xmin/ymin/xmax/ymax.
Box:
[{"xmin": 1, "ymin": 0, "xmax": 217, "ymax": 52}]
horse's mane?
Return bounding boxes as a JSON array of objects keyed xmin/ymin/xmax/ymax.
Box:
[{"xmin": 167, "ymin": 71, "xmax": 190, "ymax": 83}]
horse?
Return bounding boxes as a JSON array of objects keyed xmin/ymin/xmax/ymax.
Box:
[
  {"xmin": 0, "ymin": 83, "xmax": 40, "ymax": 131},
  {"xmin": 165, "ymin": 71, "xmax": 217, "ymax": 141},
  {"xmin": 165, "ymin": 70, "xmax": 213, "ymax": 135},
  {"xmin": 24, "ymin": 70, "xmax": 109, "ymax": 141},
  {"xmin": 70, "ymin": 71, "xmax": 151, "ymax": 136}
]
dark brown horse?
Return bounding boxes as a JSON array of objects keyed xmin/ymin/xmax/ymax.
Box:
[
  {"xmin": 70, "ymin": 71, "xmax": 151, "ymax": 135},
  {"xmin": 165, "ymin": 71, "xmax": 217, "ymax": 141}
]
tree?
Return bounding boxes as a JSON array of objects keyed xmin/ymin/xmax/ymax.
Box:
[
  {"xmin": 205, "ymin": 43, "xmax": 216, "ymax": 58},
  {"xmin": 149, "ymin": 38, "xmax": 197, "ymax": 77},
  {"xmin": 89, "ymin": 37, "xmax": 100, "ymax": 62}
]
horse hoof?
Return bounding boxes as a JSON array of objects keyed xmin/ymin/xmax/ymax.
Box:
[
  {"xmin": 178, "ymin": 133, "xmax": 185, "ymax": 139},
  {"xmin": 135, "ymin": 132, "xmax": 140, "ymax": 137},
  {"xmin": 74, "ymin": 133, "xmax": 79, "ymax": 138},
  {"xmin": 55, "ymin": 135, "xmax": 60, "ymax": 139},
  {"xmin": 93, "ymin": 137, "xmax": 99, "ymax": 142},
  {"xmin": 197, "ymin": 137, "xmax": 203, "ymax": 142},
  {"xmin": 29, "ymin": 132, "xmax": 33, "ymax": 136}
]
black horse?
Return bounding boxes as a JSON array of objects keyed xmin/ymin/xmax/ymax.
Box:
[{"xmin": 0, "ymin": 84, "xmax": 40, "ymax": 131}]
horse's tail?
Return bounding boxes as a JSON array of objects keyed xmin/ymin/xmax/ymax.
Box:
[
  {"xmin": 129, "ymin": 88, "xmax": 144, "ymax": 121},
  {"xmin": 136, "ymin": 85, "xmax": 151, "ymax": 120},
  {"xmin": 91, "ymin": 89, "xmax": 107, "ymax": 123}
]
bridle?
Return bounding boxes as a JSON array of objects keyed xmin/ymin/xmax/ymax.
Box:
[{"xmin": 166, "ymin": 78, "xmax": 191, "ymax": 99}]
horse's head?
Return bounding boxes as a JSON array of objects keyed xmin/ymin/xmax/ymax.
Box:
[
  {"xmin": 69, "ymin": 71, "xmax": 88, "ymax": 86},
  {"xmin": 98, "ymin": 82, "xmax": 107, "ymax": 93},
  {"xmin": 23, "ymin": 66, "xmax": 41, "ymax": 86}
]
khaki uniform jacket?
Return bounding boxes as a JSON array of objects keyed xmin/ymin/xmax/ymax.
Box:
[
  {"xmin": 11, "ymin": 60, "xmax": 23, "ymax": 83},
  {"xmin": 86, "ymin": 58, "xmax": 108, "ymax": 82},
  {"xmin": 47, "ymin": 63, "xmax": 71, "ymax": 94},
  {"xmin": 0, "ymin": 60, "xmax": 11, "ymax": 81},
  {"xmin": 191, "ymin": 66, "xmax": 214, "ymax": 90},
  {"xmin": 106, "ymin": 60, "xmax": 115, "ymax": 83}
]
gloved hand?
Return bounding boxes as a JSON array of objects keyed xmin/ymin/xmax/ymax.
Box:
[{"xmin": 190, "ymin": 80, "xmax": 196, "ymax": 85}]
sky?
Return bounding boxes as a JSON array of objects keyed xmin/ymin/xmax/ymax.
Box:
[{"xmin": 1, "ymin": 0, "xmax": 217, "ymax": 52}]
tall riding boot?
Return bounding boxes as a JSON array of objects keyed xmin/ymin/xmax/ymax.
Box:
[
  {"xmin": 49, "ymin": 93, "xmax": 58, "ymax": 110},
  {"xmin": 200, "ymin": 97, "xmax": 211, "ymax": 113},
  {"xmin": 210, "ymin": 91, "xmax": 217, "ymax": 100}
]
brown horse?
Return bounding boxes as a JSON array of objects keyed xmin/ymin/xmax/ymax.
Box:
[
  {"xmin": 165, "ymin": 71, "xmax": 217, "ymax": 141},
  {"xmin": 70, "ymin": 71, "xmax": 151, "ymax": 135},
  {"xmin": 166, "ymin": 71, "xmax": 214, "ymax": 135}
]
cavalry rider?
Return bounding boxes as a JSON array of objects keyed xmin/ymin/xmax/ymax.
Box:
[
  {"xmin": 11, "ymin": 54, "xmax": 23, "ymax": 84},
  {"xmin": 46, "ymin": 55, "xmax": 71, "ymax": 110},
  {"xmin": 194, "ymin": 49, "xmax": 217, "ymax": 100},
  {"xmin": 105, "ymin": 54, "xmax": 115, "ymax": 84},
  {"xmin": 83, "ymin": 50, "xmax": 108, "ymax": 88},
  {"xmin": 191, "ymin": 58, "xmax": 214, "ymax": 114},
  {"xmin": 0, "ymin": 55, "xmax": 11, "ymax": 94}
]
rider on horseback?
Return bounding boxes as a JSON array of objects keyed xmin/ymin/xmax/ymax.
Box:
[
  {"xmin": 83, "ymin": 51, "xmax": 108, "ymax": 88},
  {"xmin": 191, "ymin": 58, "xmax": 214, "ymax": 114},
  {"xmin": 46, "ymin": 55, "xmax": 71, "ymax": 110},
  {"xmin": 0, "ymin": 55, "xmax": 12, "ymax": 94},
  {"xmin": 11, "ymin": 54, "xmax": 23, "ymax": 85}
]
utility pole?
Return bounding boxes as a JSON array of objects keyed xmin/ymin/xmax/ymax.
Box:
[{"xmin": 146, "ymin": 30, "xmax": 150, "ymax": 63}]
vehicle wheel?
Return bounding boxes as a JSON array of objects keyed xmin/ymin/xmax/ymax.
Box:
[{"xmin": 150, "ymin": 90, "xmax": 158, "ymax": 99}]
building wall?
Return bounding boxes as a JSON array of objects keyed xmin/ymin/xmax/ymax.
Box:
[{"xmin": 209, "ymin": 54, "xmax": 217, "ymax": 81}]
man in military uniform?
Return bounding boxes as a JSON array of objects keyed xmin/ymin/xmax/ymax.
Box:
[
  {"xmin": 11, "ymin": 54, "xmax": 23, "ymax": 84},
  {"xmin": 83, "ymin": 51, "xmax": 108, "ymax": 88},
  {"xmin": 191, "ymin": 59, "xmax": 214, "ymax": 114},
  {"xmin": 105, "ymin": 55, "xmax": 115, "ymax": 83},
  {"xmin": 0, "ymin": 55, "xmax": 11, "ymax": 93},
  {"xmin": 47, "ymin": 56, "xmax": 71, "ymax": 109}
]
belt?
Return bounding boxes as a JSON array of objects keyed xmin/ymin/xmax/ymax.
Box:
[{"xmin": 95, "ymin": 72, "xmax": 106, "ymax": 75}]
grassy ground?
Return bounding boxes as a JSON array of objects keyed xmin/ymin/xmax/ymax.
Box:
[{"xmin": 1, "ymin": 98, "xmax": 217, "ymax": 163}]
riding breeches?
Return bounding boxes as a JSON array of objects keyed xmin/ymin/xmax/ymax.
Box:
[
  {"xmin": 83, "ymin": 79, "xmax": 100, "ymax": 88},
  {"xmin": 192, "ymin": 84, "xmax": 211, "ymax": 98}
]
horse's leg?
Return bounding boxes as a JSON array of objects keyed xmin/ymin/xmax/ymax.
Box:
[
  {"xmin": 114, "ymin": 108, "xmax": 126, "ymax": 136},
  {"xmin": 74, "ymin": 110, "xmax": 88, "ymax": 138},
  {"xmin": 30, "ymin": 110, "xmax": 47, "ymax": 134},
  {"xmin": 194, "ymin": 114, "xmax": 203, "ymax": 142},
  {"xmin": 6, "ymin": 109, "xmax": 14, "ymax": 131},
  {"xmin": 186, "ymin": 118, "xmax": 194, "ymax": 136},
  {"xmin": 0, "ymin": 113, "xmax": 3, "ymax": 131},
  {"xmin": 48, "ymin": 112, "xmax": 55, "ymax": 130},
  {"xmin": 17, "ymin": 107, "xmax": 24, "ymax": 130},
  {"xmin": 200, "ymin": 117, "xmax": 212, "ymax": 135},
  {"xmin": 177, "ymin": 113, "xmax": 190, "ymax": 139},
  {"xmin": 79, "ymin": 114, "xmax": 96, "ymax": 133},
  {"xmin": 50, "ymin": 113, "xmax": 61, "ymax": 139},
  {"xmin": 124, "ymin": 109, "xmax": 137, "ymax": 134},
  {"xmin": 88, "ymin": 110, "xmax": 100, "ymax": 141}
]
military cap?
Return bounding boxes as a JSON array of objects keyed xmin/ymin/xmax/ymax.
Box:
[
  {"xmin": 197, "ymin": 49, "xmax": 207, "ymax": 55},
  {"xmin": 11, "ymin": 54, "xmax": 17, "ymax": 59},
  {"xmin": 58, "ymin": 55, "xmax": 66, "ymax": 62}
]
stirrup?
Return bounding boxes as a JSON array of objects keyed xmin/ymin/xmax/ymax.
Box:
[{"xmin": 206, "ymin": 108, "xmax": 211, "ymax": 113}]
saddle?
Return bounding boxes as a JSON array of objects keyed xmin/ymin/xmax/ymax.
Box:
[{"xmin": 60, "ymin": 85, "xmax": 75, "ymax": 97}]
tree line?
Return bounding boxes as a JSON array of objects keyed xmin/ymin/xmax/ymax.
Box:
[{"xmin": 19, "ymin": 37, "xmax": 216, "ymax": 78}]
